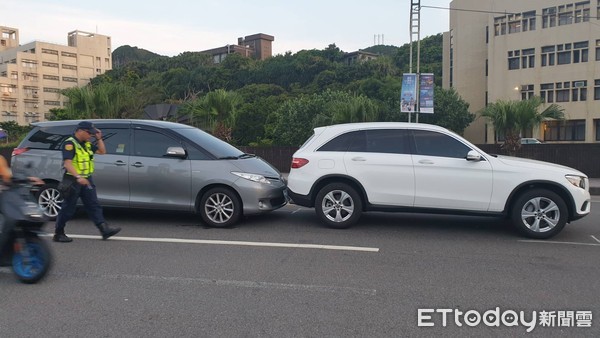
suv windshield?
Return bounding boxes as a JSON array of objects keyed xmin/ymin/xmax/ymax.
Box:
[{"xmin": 175, "ymin": 127, "xmax": 244, "ymax": 158}]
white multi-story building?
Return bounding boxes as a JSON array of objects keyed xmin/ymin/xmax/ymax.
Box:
[
  {"xmin": 0, "ymin": 26, "xmax": 112, "ymax": 124},
  {"xmin": 443, "ymin": 0, "xmax": 600, "ymax": 143}
]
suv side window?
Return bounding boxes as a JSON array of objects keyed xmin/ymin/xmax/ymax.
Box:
[
  {"xmin": 133, "ymin": 129, "xmax": 182, "ymax": 158},
  {"xmin": 412, "ymin": 130, "xmax": 471, "ymax": 159},
  {"xmin": 99, "ymin": 128, "xmax": 130, "ymax": 155},
  {"xmin": 20, "ymin": 126, "xmax": 73, "ymax": 150},
  {"xmin": 318, "ymin": 131, "xmax": 363, "ymax": 152},
  {"xmin": 349, "ymin": 129, "xmax": 410, "ymax": 154}
]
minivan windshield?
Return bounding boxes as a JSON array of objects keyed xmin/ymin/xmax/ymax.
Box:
[{"xmin": 175, "ymin": 127, "xmax": 244, "ymax": 158}]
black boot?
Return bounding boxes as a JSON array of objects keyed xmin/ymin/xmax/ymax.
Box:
[
  {"xmin": 53, "ymin": 233, "xmax": 73, "ymax": 243},
  {"xmin": 96, "ymin": 222, "xmax": 121, "ymax": 240}
]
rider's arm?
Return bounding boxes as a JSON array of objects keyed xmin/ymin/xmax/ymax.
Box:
[{"xmin": 0, "ymin": 155, "xmax": 12, "ymax": 184}]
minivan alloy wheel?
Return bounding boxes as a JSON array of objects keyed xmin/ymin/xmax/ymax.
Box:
[
  {"xmin": 510, "ymin": 188, "xmax": 567, "ymax": 239},
  {"xmin": 199, "ymin": 187, "xmax": 242, "ymax": 227},
  {"xmin": 315, "ymin": 183, "xmax": 362, "ymax": 229},
  {"xmin": 520, "ymin": 197, "xmax": 560, "ymax": 233},
  {"xmin": 322, "ymin": 190, "xmax": 355, "ymax": 223},
  {"xmin": 37, "ymin": 183, "xmax": 63, "ymax": 220}
]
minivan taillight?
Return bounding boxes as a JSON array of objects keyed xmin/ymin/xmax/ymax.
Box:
[
  {"xmin": 12, "ymin": 147, "xmax": 29, "ymax": 157},
  {"xmin": 291, "ymin": 158, "xmax": 309, "ymax": 169}
]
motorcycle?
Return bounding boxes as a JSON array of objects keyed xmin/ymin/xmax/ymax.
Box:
[{"xmin": 0, "ymin": 173, "xmax": 52, "ymax": 284}]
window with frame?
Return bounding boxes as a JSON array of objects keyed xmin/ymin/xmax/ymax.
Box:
[
  {"xmin": 555, "ymin": 81, "xmax": 570, "ymax": 102},
  {"xmin": 595, "ymin": 119, "xmax": 600, "ymax": 140},
  {"xmin": 521, "ymin": 84, "xmax": 534, "ymax": 100},
  {"xmin": 595, "ymin": 40, "xmax": 600, "ymax": 61},
  {"xmin": 494, "ymin": 16, "xmax": 507, "ymax": 36},
  {"xmin": 43, "ymin": 87, "xmax": 60, "ymax": 93},
  {"xmin": 318, "ymin": 131, "xmax": 362, "ymax": 152},
  {"xmin": 543, "ymin": 7, "xmax": 557, "ymax": 28},
  {"xmin": 412, "ymin": 130, "xmax": 471, "ymax": 159},
  {"xmin": 522, "ymin": 11, "xmax": 536, "ymax": 31},
  {"xmin": 62, "ymin": 77, "xmax": 77, "ymax": 83},
  {"xmin": 571, "ymin": 80, "xmax": 587, "ymax": 101},
  {"xmin": 345, "ymin": 130, "xmax": 410, "ymax": 154},
  {"xmin": 541, "ymin": 46, "xmax": 556, "ymax": 66},
  {"xmin": 544, "ymin": 120, "xmax": 585, "ymax": 141},
  {"xmin": 508, "ymin": 13, "xmax": 522, "ymax": 33},
  {"xmin": 41, "ymin": 48, "xmax": 58, "ymax": 55},
  {"xmin": 540, "ymin": 83, "xmax": 555, "ymax": 103},
  {"xmin": 97, "ymin": 128, "xmax": 130, "ymax": 155},
  {"xmin": 508, "ymin": 50, "xmax": 521, "ymax": 70},
  {"xmin": 42, "ymin": 61, "xmax": 58, "ymax": 68},
  {"xmin": 521, "ymin": 48, "xmax": 535, "ymax": 68},
  {"xmin": 572, "ymin": 41, "xmax": 589, "ymax": 63},
  {"xmin": 43, "ymin": 100, "xmax": 60, "ymax": 106},
  {"xmin": 558, "ymin": 4, "xmax": 575, "ymax": 25},
  {"xmin": 43, "ymin": 75, "xmax": 59, "ymax": 81},
  {"xmin": 575, "ymin": 1, "xmax": 591, "ymax": 22}
]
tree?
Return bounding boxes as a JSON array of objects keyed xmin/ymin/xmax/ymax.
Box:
[
  {"xmin": 418, "ymin": 87, "xmax": 475, "ymax": 135},
  {"xmin": 480, "ymin": 97, "xmax": 565, "ymax": 155}
]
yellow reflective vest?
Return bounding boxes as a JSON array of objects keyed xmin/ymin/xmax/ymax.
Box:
[{"xmin": 65, "ymin": 136, "xmax": 94, "ymax": 177}]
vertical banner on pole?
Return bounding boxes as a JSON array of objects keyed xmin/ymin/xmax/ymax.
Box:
[
  {"xmin": 400, "ymin": 73, "xmax": 417, "ymax": 113},
  {"xmin": 419, "ymin": 73, "xmax": 434, "ymax": 114}
]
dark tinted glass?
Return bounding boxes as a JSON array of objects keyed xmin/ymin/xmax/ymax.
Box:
[
  {"xmin": 412, "ymin": 130, "xmax": 471, "ymax": 158},
  {"xmin": 175, "ymin": 127, "xmax": 243, "ymax": 158},
  {"xmin": 347, "ymin": 129, "xmax": 409, "ymax": 154},
  {"xmin": 19, "ymin": 126, "xmax": 73, "ymax": 150},
  {"xmin": 318, "ymin": 131, "xmax": 362, "ymax": 152},
  {"xmin": 133, "ymin": 129, "xmax": 182, "ymax": 158},
  {"xmin": 100, "ymin": 128, "xmax": 130, "ymax": 155}
]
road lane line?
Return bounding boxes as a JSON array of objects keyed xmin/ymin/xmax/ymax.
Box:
[
  {"xmin": 43, "ymin": 234, "xmax": 380, "ymax": 252},
  {"xmin": 591, "ymin": 235, "xmax": 600, "ymax": 244},
  {"xmin": 291, "ymin": 208, "xmax": 303, "ymax": 214},
  {"xmin": 518, "ymin": 239, "xmax": 600, "ymax": 247}
]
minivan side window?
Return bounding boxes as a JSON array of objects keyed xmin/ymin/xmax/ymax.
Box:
[
  {"xmin": 348, "ymin": 129, "xmax": 410, "ymax": 154},
  {"xmin": 133, "ymin": 129, "xmax": 181, "ymax": 158},
  {"xmin": 412, "ymin": 130, "xmax": 471, "ymax": 159},
  {"xmin": 20, "ymin": 126, "xmax": 73, "ymax": 150},
  {"xmin": 100, "ymin": 128, "xmax": 130, "ymax": 155}
]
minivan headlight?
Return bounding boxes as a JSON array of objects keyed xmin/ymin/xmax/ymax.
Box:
[
  {"xmin": 565, "ymin": 175, "xmax": 586, "ymax": 189},
  {"xmin": 231, "ymin": 172, "xmax": 271, "ymax": 184}
]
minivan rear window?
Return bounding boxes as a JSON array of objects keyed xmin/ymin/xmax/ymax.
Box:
[
  {"xmin": 175, "ymin": 127, "xmax": 243, "ymax": 158},
  {"xmin": 19, "ymin": 126, "xmax": 73, "ymax": 150}
]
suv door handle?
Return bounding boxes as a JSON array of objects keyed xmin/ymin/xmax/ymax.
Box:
[
  {"xmin": 418, "ymin": 159, "xmax": 434, "ymax": 165},
  {"xmin": 131, "ymin": 162, "xmax": 144, "ymax": 168},
  {"xmin": 351, "ymin": 157, "xmax": 366, "ymax": 161},
  {"xmin": 114, "ymin": 161, "xmax": 126, "ymax": 166}
]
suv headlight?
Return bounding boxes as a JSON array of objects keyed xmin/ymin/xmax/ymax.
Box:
[
  {"xmin": 231, "ymin": 172, "xmax": 271, "ymax": 184},
  {"xmin": 565, "ymin": 175, "xmax": 586, "ymax": 189}
]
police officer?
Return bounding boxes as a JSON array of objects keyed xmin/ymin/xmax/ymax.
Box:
[{"xmin": 53, "ymin": 121, "xmax": 120, "ymax": 243}]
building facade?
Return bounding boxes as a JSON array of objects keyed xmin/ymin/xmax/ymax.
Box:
[
  {"xmin": 200, "ymin": 33, "xmax": 274, "ymax": 64},
  {"xmin": 0, "ymin": 26, "xmax": 112, "ymax": 124},
  {"xmin": 443, "ymin": 0, "xmax": 600, "ymax": 144}
]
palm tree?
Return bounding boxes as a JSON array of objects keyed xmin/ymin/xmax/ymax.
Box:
[{"xmin": 480, "ymin": 97, "xmax": 564, "ymax": 155}]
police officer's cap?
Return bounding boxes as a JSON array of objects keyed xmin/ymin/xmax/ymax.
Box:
[{"xmin": 76, "ymin": 121, "xmax": 98, "ymax": 134}]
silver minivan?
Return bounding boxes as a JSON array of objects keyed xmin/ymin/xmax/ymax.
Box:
[{"xmin": 11, "ymin": 119, "xmax": 287, "ymax": 227}]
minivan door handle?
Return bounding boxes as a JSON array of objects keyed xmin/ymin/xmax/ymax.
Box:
[
  {"xmin": 351, "ymin": 157, "xmax": 366, "ymax": 161},
  {"xmin": 114, "ymin": 160, "xmax": 126, "ymax": 166},
  {"xmin": 131, "ymin": 162, "xmax": 144, "ymax": 168}
]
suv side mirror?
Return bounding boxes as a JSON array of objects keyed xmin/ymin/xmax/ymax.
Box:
[
  {"xmin": 466, "ymin": 150, "xmax": 482, "ymax": 162},
  {"xmin": 164, "ymin": 147, "xmax": 187, "ymax": 159}
]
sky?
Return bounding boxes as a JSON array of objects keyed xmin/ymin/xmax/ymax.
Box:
[{"xmin": 2, "ymin": 0, "xmax": 452, "ymax": 57}]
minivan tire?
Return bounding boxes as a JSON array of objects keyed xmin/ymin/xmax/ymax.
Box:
[
  {"xmin": 510, "ymin": 189, "xmax": 568, "ymax": 239},
  {"xmin": 36, "ymin": 183, "xmax": 63, "ymax": 220},
  {"xmin": 315, "ymin": 183, "xmax": 362, "ymax": 229},
  {"xmin": 199, "ymin": 187, "xmax": 242, "ymax": 227}
]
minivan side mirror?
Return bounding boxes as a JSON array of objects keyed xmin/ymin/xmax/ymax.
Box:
[
  {"xmin": 164, "ymin": 147, "xmax": 187, "ymax": 159},
  {"xmin": 466, "ymin": 150, "xmax": 482, "ymax": 162}
]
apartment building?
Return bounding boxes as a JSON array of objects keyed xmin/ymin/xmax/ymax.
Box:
[
  {"xmin": 0, "ymin": 26, "xmax": 112, "ymax": 124},
  {"xmin": 199, "ymin": 33, "xmax": 274, "ymax": 63},
  {"xmin": 443, "ymin": 0, "xmax": 600, "ymax": 143}
]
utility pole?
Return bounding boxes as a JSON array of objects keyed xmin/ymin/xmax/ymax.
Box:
[{"xmin": 409, "ymin": 0, "xmax": 421, "ymax": 123}]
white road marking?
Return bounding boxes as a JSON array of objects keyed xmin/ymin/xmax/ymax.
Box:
[
  {"xmin": 518, "ymin": 240, "xmax": 600, "ymax": 247},
  {"xmin": 44, "ymin": 234, "xmax": 380, "ymax": 252},
  {"xmin": 591, "ymin": 235, "xmax": 600, "ymax": 244},
  {"xmin": 291, "ymin": 208, "xmax": 304, "ymax": 214}
]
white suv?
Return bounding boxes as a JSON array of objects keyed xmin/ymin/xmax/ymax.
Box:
[{"xmin": 287, "ymin": 122, "xmax": 591, "ymax": 239}]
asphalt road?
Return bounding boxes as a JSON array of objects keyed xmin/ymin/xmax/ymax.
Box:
[{"xmin": 1, "ymin": 198, "xmax": 599, "ymax": 337}]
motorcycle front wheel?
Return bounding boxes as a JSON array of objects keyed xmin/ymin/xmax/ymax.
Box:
[{"xmin": 12, "ymin": 236, "xmax": 52, "ymax": 284}]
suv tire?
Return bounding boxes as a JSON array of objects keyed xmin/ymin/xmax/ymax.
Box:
[
  {"xmin": 315, "ymin": 183, "xmax": 362, "ymax": 229},
  {"xmin": 510, "ymin": 189, "xmax": 568, "ymax": 239},
  {"xmin": 36, "ymin": 183, "xmax": 63, "ymax": 220},
  {"xmin": 199, "ymin": 187, "xmax": 242, "ymax": 227}
]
